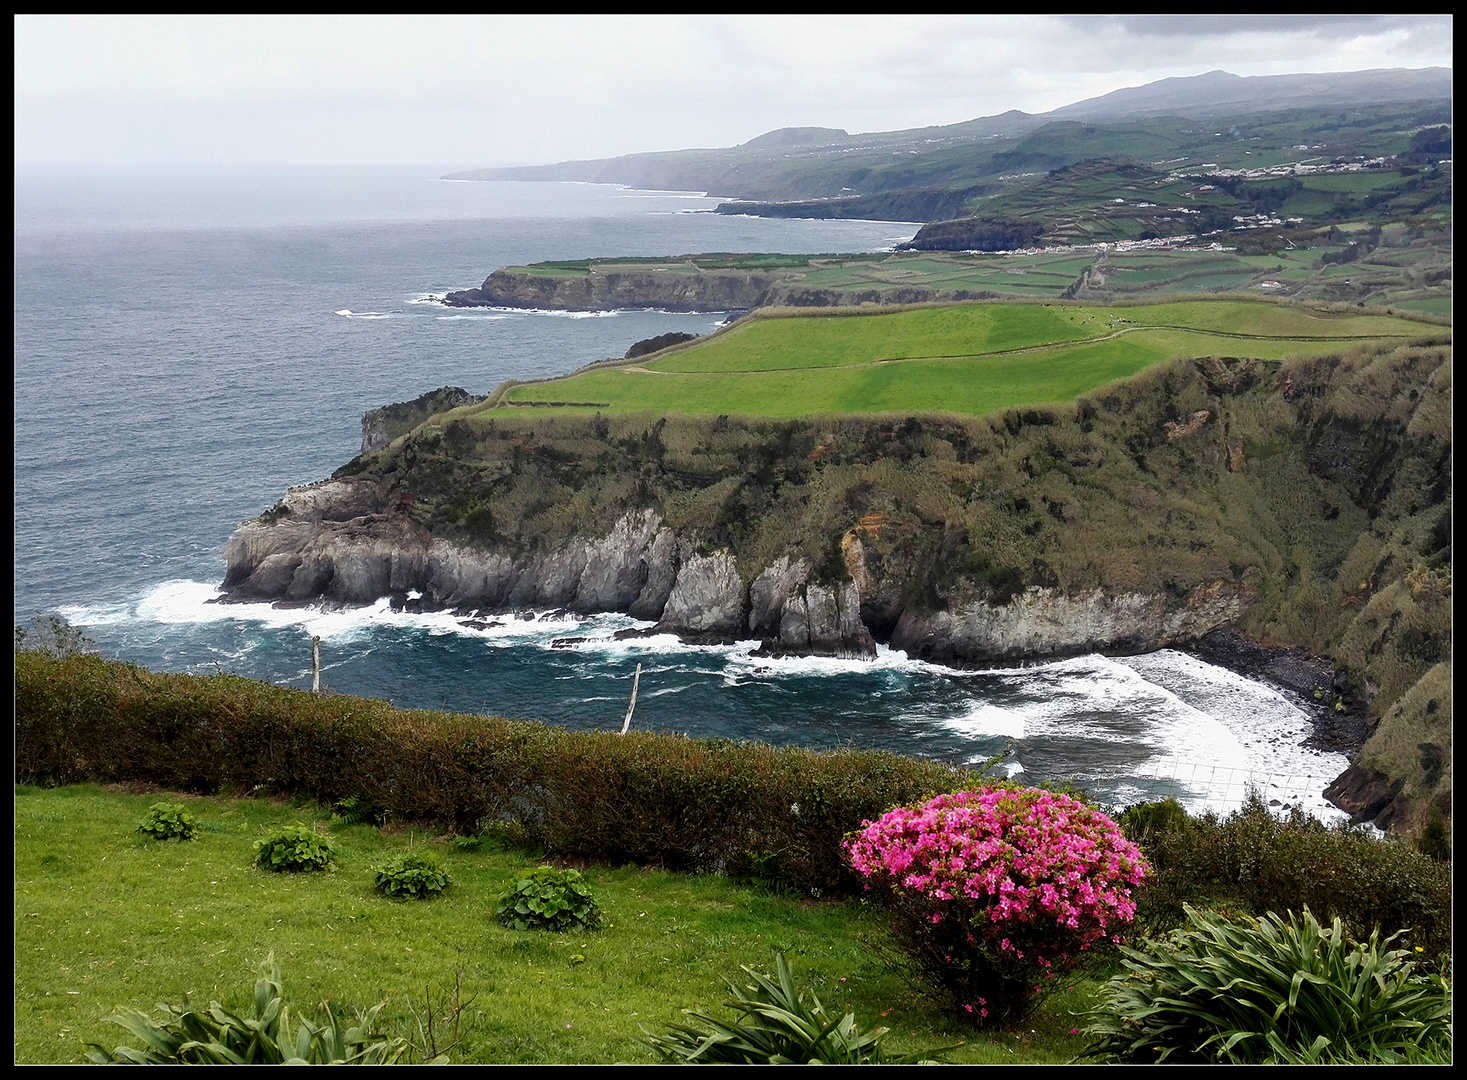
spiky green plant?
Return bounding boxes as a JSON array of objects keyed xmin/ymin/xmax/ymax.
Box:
[
  {"xmin": 83, "ymin": 954, "xmax": 429, "ymax": 1063},
  {"xmin": 636, "ymin": 953, "xmax": 953, "ymax": 1064},
  {"xmin": 1076, "ymin": 904, "xmax": 1452, "ymax": 1064}
]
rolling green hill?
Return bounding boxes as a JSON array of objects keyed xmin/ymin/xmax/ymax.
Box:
[{"xmin": 497, "ymin": 300, "xmax": 1440, "ymax": 418}]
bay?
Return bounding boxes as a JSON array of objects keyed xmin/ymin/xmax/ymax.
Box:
[{"xmin": 13, "ymin": 165, "xmax": 1350, "ymax": 820}]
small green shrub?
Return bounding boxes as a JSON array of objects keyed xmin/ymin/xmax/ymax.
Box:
[
  {"xmin": 84, "ymin": 953, "xmax": 424, "ymax": 1063},
  {"xmin": 453, "ymin": 819, "xmax": 531, "ymax": 854},
  {"xmin": 374, "ymin": 851, "xmax": 450, "ymax": 900},
  {"xmin": 14, "ymin": 614, "xmax": 92, "ymax": 658},
  {"xmin": 254, "ymin": 823, "xmax": 336, "ymax": 873},
  {"xmin": 637, "ymin": 953, "xmax": 949, "ymax": 1063},
  {"xmin": 1077, "ymin": 904, "xmax": 1453, "ymax": 1064},
  {"xmin": 1415, "ymin": 811, "xmax": 1450, "ymax": 862},
  {"xmin": 137, "ymin": 801, "xmax": 199, "ymax": 843},
  {"xmin": 495, "ymin": 866, "xmax": 602, "ymax": 932},
  {"xmin": 330, "ymin": 795, "xmax": 381, "ymax": 827}
]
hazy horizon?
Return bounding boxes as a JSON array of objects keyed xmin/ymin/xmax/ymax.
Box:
[{"xmin": 14, "ymin": 16, "xmax": 1452, "ymax": 169}]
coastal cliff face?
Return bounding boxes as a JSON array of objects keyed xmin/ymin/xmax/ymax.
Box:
[
  {"xmin": 361, "ymin": 387, "xmax": 485, "ymax": 454},
  {"xmin": 445, "ymin": 268, "xmax": 783, "ymax": 312},
  {"xmin": 444, "ymin": 266, "xmax": 1000, "ymax": 312},
  {"xmin": 221, "ymin": 344, "xmax": 1451, "ymax": 834},
  {"xmin": 222, "ymin": 484, "xmax": 1254, "ymax": 664}
]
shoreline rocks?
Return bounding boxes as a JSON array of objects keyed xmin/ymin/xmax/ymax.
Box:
[{"xmin": 221, "ymin": 478, "xmax": 1256, "ymax": 670}]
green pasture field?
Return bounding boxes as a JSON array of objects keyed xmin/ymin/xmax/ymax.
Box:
[
  {"xmin": 499, "ymin": 300, "xmax": 1437, "ymax": 418},
  {"xmin": 1302, "ymin": 171, "xmax": 1413, "ymax": 193},
  {"xmin": 1393, "ymin": 297, "xmax": 1452, "ymax": 315},
  {"xmin": 502, "ymin": 265, "xmax": 591, "ymax": 278},
  {"xmin": 649, "ymin": 305, "xmax": 1096, "ymax": 373},
  {"xmin": 486, "ymin": 240, "xmax": 1449, "ymax": 316},
  {"xmin": 1172, "ymin": 272, "xmax": 1272, "ymax": 292},
  {"xmin": 14, "ymin": 785, "xmax": 1098, "ymax": 1064}
]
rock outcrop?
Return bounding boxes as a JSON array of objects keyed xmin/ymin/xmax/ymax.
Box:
[
  {"xmin": 445, "ymin": 267, "xmax": 786, "ymax": 312},
  {"xmin": 443, "ymin": 267, "xmax": 1000, "ymax": 313},
  {"xmin": 221, "ymin": 477, "xmax": 1248, "ymax": 665},
  {"xmin": 361, "ymin": 387, "xmax": 485, "ymax": 454},
  {"xmin": 889, "ymin": 582, "xmax": 1252, "ymax": 665}
]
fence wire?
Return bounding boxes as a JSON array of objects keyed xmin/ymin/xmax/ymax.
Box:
[{"xmin": 1068, "ymin": 758, "xmax": 1346, "ymax": 820}]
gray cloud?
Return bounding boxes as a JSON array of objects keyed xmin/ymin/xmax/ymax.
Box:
[
  {"xmin": 1067, "ymin": 15, "xmax": 1451, "ymax": 39},
  {"xmin": 14, "ymin": 15, "xmax": 1452, "ymax": 167}
]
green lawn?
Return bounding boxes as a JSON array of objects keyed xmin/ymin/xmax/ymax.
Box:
[
  {"xmin": 14, "ymin": 785, "xmax": 1100, "ymax": 1064},
  {"xmin": 500, "ymin": 300, "xmax": 1438, "ymax": 417}
]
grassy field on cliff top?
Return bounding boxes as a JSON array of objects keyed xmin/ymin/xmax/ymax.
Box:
[
  {"xmin": 500, "ymin": 299, "xmax": 1436, "ymax": 418},
  {"xmin": 15, "ymin": 785, "xmax": 1096, "ymax": 1064}
]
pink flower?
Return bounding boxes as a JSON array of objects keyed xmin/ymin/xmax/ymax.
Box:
[{"xmin": 842, "ymin": 785, "xmax": 1148, "ymax": 984}]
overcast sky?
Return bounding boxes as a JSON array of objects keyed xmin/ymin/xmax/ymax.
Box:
[{"xmin": 14, "ymin": 15, "xmax": 1453, "ymax": 168}]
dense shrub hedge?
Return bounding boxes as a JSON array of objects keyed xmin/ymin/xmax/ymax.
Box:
[
  {"xmin": 16, "ymin": 651, "xmax": 1451, "ymax": 940},
  {"xmin": 1121, "ymin": 797, "xmax": 1452, "ymax": 959},
  {"xmin": 15, "ymin": 652, "xmax": 973, "ymax": 895}
]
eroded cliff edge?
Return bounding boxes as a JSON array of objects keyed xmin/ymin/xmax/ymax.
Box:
[
  {"xmin": 221, "ymin": 346, "xmax": 1451, "ymax": 834},
  {"xmin": 443, "ymin": 264, "xmax": 998, "ymax": 312}
]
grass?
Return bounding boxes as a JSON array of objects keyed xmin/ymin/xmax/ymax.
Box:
[
  {"xmin": 500, "ymin": 300, "xmax": 1437, "ymax": 417},
  {"xmin": 15, "ymin": 784, "xmax": 1101, "ymax": 1065}
]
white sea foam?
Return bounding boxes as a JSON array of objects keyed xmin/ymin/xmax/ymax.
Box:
[
  {"xmin": 57, "ymin": 580, "xmax": 1350, "ymax": 823},
  {"xmin": 333, "ymin": 309, "xmax": 390, "ymax": 319},
  {"xmin": 613, "ymin": 193, "xmax": 720, "ymax": 200},
  {"xmin": 937, "ymin": 703, "xmax": 1027, "ymax": 740},
  {"xmin": 1113, "ymin": 650, "xmax": 1351, "ymax": 822},
  {"xmin": 905, "ymin": 651, "xmax": 1346, "ymax": 821}
]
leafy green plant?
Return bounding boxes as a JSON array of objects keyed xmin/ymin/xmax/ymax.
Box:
[
  {"xmin": 137, "ymin": 801, "xmax": 199, "ymax": 843},
  {"xmin": 254, "ymin": 823, "xmax": 336, "ymax": 873},
  {"xmin": 637, "ymin": 953, "xmax": 951, "ymax": 1063},
  {"xmin": 495, "ymin": 866, "xmax": 602, "ymax": 932},
  {"xmin": 83, "ymin": 953, "xmax": 427, "ymax": 1063},
  {"xmin": 374, "ymin": 851, "xmax": 450, "ymax": 900},
  {"xmin": 1076, "ymin": 904, "xmax": 1453, "ymax": 1064}
]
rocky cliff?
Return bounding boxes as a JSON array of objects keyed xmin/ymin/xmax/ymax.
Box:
[
  {"xmin": 221, "ymin": 480, "xmax": 1254, "ymax": 664},
  {"xmin": 361, "ymin": 387, "xmax": 485, "ymax": 455},
  {"xmin": 443, "ymin": 265, "xmax": 998, "ymax": 312},
  {"xmin": 220, "ymin": 344, "xmax": 1450, "ymax": 834},
  {"xmin": 445, "ymin": 267, "xmax": 784, "ymax": 312}
]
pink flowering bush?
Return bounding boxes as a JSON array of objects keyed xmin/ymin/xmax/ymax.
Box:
[{"xmin": 845, "ymin": 786, "xmax": 1148, "ymax": 1026}]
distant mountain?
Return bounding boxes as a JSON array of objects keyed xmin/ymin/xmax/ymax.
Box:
[
  {"xmin": 740, "ymin": 127, "xmax": 849, "ymax": 149},
  {"xmin": 444, "ymin": 67, "xmax": 1451, "ymax": 220},
  {"xmin": 1050, "ymin": 67, "xmax": 1453, "ymax": 121}
]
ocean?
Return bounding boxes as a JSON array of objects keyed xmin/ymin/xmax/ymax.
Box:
[{"xmin": 14, "ymin": 164, "xmax": 1350, "ymax": 819}]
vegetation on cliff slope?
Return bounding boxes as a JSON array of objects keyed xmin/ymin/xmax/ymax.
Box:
[{"xmin": 337, "ymin": 335, "xmax": 1449, "ymax": 836}]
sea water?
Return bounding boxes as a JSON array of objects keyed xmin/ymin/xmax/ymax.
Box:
[{"xmin": 14, "ymin": 165, "xmax": 1350, "ymax": 820}]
